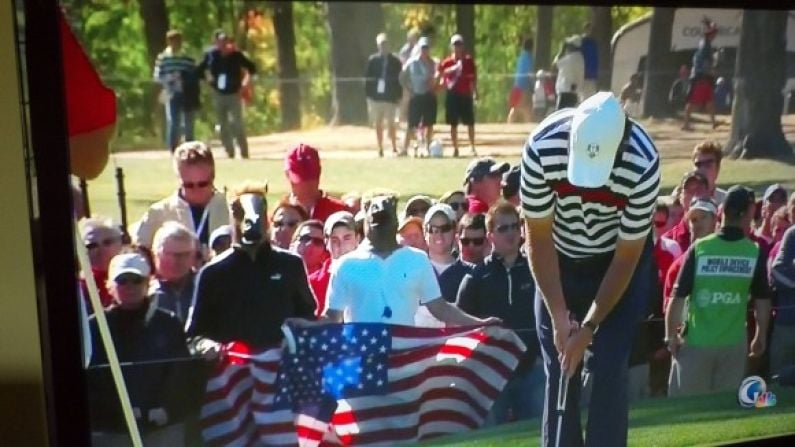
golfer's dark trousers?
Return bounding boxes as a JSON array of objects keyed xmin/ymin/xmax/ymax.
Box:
[{"xmin": 535, "ymin": 236, "xmax": 653, "ymax": 447}]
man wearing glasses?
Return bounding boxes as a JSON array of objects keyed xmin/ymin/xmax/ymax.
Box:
[
  {"xmin": 439, "ymin": 190, "xmax": 468, "ymax": 223},
  {"xmin": 691, "ymin": 141, "xmax": 727, "ymax": 205},
  {"xmin": 133, "ymin": 141, "xmax": 229, "ymax": 258},
  {"xmin": 79, "ymin": 217, "xmax": 124, "ymax": 309},
  {"xmin": 457, "ymin": 213, "xmax": 490, "ymax": 265},
  {"xmin": 457, "ymin": 202, "xmax": 543, "ymax": 424},
  {"xmin": 521, "ymin": 93, "xmax": 659, "ymax": 446},
  {"xmin": 290, "ymin": 220, "xmax": 329, "ymax": 276}
]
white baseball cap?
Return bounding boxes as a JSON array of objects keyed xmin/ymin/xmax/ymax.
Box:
[
  {"xmin": 568, "ymin": 92, "xmax": 627, "ymax": 188},
  {"xmin": 450, "ymin": 34, "xmax": 464, "ymax": 45},
  {"xmin": 108, "ymin": 253, "xmax": 151, "ymax": 281},
  {"xmin": 424, "ymin": 203, "xmax": 456, "ymax": 227}
]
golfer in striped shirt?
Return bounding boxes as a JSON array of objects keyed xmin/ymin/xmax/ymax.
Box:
[{"xmin": 521, "ymin": 92, "xmax": 660, "ymax": 446}]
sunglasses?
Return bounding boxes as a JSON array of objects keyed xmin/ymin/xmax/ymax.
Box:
[
  {"xmin": 85, "ymin": 238, "xmax": 120, "ymax": 250},
  {"xmin": 298, "ymin": 235, "xmax": 325, "ymax": 246},
  {"xmin": 693, "ymin": 159, "xmax": 716, "ymax": 169},
  {"xmin": 274, "ymin": 219, "xmax": 299, "ymax": 229},
  {"xmin": 460, "ymin": 237, "xmax": 485, "ymax": 246},
  {"xmin": 495, "ymin": 222, "xmax": 521, "ymax": 234},
  {"xmin": 427, "ymin": 223, "xmax": 454, "ymax": 235},
  {"xmin": 115, "ymin": 275, "xmax": 145, "ymax": 286},
  {"xmin": 448, "ymin": 201, "xmax": 469, "ymax": 212},
  {"xmin": 182, "ymin": 180, "xmax": 212, "ymax": 189}
]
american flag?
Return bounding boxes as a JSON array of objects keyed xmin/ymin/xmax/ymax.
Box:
[{"xmin": 199, "ymin": 323, "xmax": 526, "ymax": 446}]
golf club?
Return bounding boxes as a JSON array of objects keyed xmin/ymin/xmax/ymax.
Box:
[{"xmin": 555, "ymin": 372, "xmax": 570, "ymax": 447}]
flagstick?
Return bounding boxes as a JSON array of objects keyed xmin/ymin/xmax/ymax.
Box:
[{"xmin": 74, "ymin": 222, "xmax": 143, "ymax": 447}]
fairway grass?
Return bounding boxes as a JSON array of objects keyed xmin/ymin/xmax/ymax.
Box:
[
  {"xmin": 423, "ymin": 388, "xmax": 795, "ymax": 446},
  {"xmin": 84, "ymin": 155, "xmax": 795, "ymax": 231}
]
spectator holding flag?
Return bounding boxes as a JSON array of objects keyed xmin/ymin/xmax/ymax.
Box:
[
  {"xmin": 289, "ymin": 194, "xmax": 498, "ymax": 328},
  {"xmin": 186, "ymin": 182, "xmax": 316, "ymax": 357}
]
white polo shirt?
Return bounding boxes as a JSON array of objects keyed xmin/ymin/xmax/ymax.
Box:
[{"xmin": 326, "ymin": 244, "xmax": 442, "ymax": 325}]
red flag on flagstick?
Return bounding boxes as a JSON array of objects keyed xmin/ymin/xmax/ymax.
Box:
[{"xmin": 58, "ymin": 8, "xmax": 116, "ymax": 180}]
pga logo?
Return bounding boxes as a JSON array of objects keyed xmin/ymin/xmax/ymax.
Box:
[{"xmin": 738, "ymin": 376, "xmax": 777, "ymax": 408}]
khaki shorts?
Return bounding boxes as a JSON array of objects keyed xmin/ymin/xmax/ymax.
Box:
[
  {"xmin": 368, "ymin": 99, "xmax": 398, "ymax": 125},
  {"xmin": 668, "ymin": 342, "xmax": 747, "ymax": 397}
]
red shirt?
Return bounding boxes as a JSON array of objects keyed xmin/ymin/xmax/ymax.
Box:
[
  {"xmin": 466, "ymin": 194, "xmax": 490, "ymax": 215},
  {"xmin": 80, "ymin": 267, "xmax": 113, "ymax": 309},
  {"xmin": 663, "ymin": 254, "xmax": 686, "ymax": 315},
  {"xmin": 308, "ymin": 258, "xmax": 332, "ymax": 317},
  {"xmin": 654, "ymin": 236, "xmax": 681, "ymax": 286},
  {"xmin": 438, "ymin": 54, "xmax": 477, "ymax": 95},
  {"xmin": 662, "ymin": 219, "xmax": 691, "ymax": 254},
  {"xmin": 299, "ymin": 191, "xmax": 349, "ymax": 223}
]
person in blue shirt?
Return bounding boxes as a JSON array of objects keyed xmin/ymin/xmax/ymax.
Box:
[{"xmin": 507, "ymin": 37, "xmax": 534, "ymax": 123}]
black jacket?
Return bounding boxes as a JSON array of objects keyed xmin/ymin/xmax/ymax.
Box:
[
  {"xmin": 456, "ymin": 252, "xmax": 539, "ymax": 369},
  {"xmin": 364, "ymin": 52, "xmax": 403, "ymax": 103},
  {"xmin": 435, "ymin": 258, "xmax": 475, "ymax": 303},
  {"xmin": 186, "ymin": 243, "xmax": 316, "ymax": 349},
  {"xmin": 197, "ymin": 48, "xmax": 257, "ymax": 94},
  {"xmin": 87, "ymin": 300, "xmax": 192, "ymax": 433}
]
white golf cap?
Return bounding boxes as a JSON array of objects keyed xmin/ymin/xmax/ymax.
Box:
[
  {"xmin": 567, "ymin": 92, "xmax": 627, "ymax": 188},
  {"xmin": 108, "ymin": 253, "xmax": 150, "ymax": 281},
  {"xmin": 423, "ymin": 203, "xmax": 456, "ymax": 227},
  {"xmin": 450, "ymin": 34, "xmax": 464, "ymax": 45}
]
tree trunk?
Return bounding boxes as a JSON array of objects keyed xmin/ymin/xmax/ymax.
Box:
[
  {"xmin": 326, "ymin": 2, "xmax": 385, "ymax": 125},
  {"xmin": 455, "ymin": 4, "xmax": 475, "ymax": 57},
  {"xmin": 272, "ymin": 2, "xmax": 301, "ymax": 130},
  {"xmin": 137, "ymin": 0, "xmax": 169, "ymax": 67},
  {"xmin": 641, "ymin": 7, "xmax": 676, "ymax": 118},
  {"xmin": 727, "ymin": 10, "xmax": 793, "ymax": 161},
  {"xmin": 137, "ymin": 0, "xmax": 169, "ymax": 137},
  {"xmin": 535, "ymin": 6, "xmax": 554, "ymax": 70},
  {"xmin": 590, "ymin": 6, "xmax": 612, "ymax": 90}
]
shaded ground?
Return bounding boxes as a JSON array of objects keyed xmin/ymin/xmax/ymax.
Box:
[{"xmin": 114, "ymin": 113, "xmax": 795, "ymax": 162}]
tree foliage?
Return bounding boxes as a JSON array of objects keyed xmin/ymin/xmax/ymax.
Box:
[{"xmin": 61, "ymin": 2, "xmax": 651, "ymax": 148}]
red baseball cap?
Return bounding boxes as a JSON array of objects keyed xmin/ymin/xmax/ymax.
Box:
[{"xmin": 285, "ymin": 143, "xmax": 321, "ymax": 183}]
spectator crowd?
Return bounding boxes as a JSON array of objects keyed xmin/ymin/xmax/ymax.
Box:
[{"xmin": 79, "ymin": 22, "xmax": 795, "ymax": 447}]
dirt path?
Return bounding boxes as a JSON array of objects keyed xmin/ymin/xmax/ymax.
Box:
[{"xmin": 113, "ymin": 114, "xmax": 795, "ymax": 161}]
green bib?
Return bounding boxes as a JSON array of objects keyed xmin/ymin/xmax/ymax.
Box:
[{"xmin": 686, "ymin": 234, "xmax": 758, "ymax": 347}]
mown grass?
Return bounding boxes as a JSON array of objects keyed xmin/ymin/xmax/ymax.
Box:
[
  {"xmin": 423, "ymin": 388, "xmax": 795, "ymax": 446},
  {"xmin": 84, "ymin": 154, "xmax": 795, "ymax": 231}
]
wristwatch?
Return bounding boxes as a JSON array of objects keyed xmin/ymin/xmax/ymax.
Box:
[{"xmin": 582, "ymin": 320, "xmax": 598, "ymax": 334}]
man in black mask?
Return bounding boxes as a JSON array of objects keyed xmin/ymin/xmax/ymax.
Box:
[
  {"xmin": 186, "ymin": 182, "xmax": 317, "ymax": 357},
  {"xmin": 289, "ymin": 193, "xmax": 497, "ymax": 327}
]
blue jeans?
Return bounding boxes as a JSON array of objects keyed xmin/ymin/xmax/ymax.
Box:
[
  {"xmin": 486, "ymin": 358, "xmax": 545, "ymax": 425},
  {"xmin": 165, "ymin": 92, "xmax": 195, "ymax": 151},
  {"xmin": 534, "ymin": 237, "xmax": 653, "ymax": 447}
]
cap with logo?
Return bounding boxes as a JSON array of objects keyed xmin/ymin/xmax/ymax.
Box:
[
  {"xmin": 424, "ymin": 203, "xmax": 456, "ymax": 227},
  {"xmin": 285, "ymin": 143, "xmax": 321, "ymax": 183},
  {"xmin": 567, "ymin": 92, "xmax": 627, "ymax": 188},
  {"xmin": 109, "ymin": 253, "xmax": 151, "ymax": 281},
  {"xmin": 464, "ymin": 157, "xmax": 511, "ymax": 185},
  {"xmin": 324, "ymin": 211, "xmax": 355, "ymax": 236},
  {"xmin": 723, "ymin": 185, "xmax": 755, "ymax": 219}
]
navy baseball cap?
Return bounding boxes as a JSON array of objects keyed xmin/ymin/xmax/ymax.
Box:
[{"xmin": 464, "ymin": 157, "xmax": 510, "ymax": 185}]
